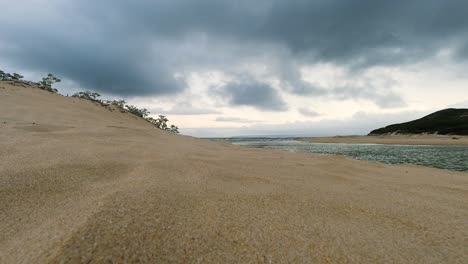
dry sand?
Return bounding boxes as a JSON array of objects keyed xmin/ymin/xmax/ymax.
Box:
[
  {"xmin": 301, "ymin": 135, "xmax": 468, "ymax": 146},
  {"xmin": 1, "ymin": 81, "xmax": 468, "ymax": 263}
]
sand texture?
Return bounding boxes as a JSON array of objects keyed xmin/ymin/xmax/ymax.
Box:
[
  {"xmin": 301, "ymin": 135, "xmax": 468, "ymax": 146},
  {"xmin": 1, "ymin": 82, "xmax": 468, "ymax": 263}
]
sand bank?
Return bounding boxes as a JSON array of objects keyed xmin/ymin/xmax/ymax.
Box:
[
  {"xmin": 1, "ymin": 82, "xmax": 467, "ymax": 263},
  {"xmin": 301, "ymin": 135, "xmax": 468, "ymax": 146}
]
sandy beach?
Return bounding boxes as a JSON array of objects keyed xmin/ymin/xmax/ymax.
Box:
[
  {"xmin": 1, "ymin": 82, "xmax": 468, "ymax": 263},
  {"xmin": 301, "ymin": 135, "xmax": 468, "ymax": 146}
]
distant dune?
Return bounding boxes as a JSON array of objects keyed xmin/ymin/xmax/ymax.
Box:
[
  {"xmin": 303, "ymin": 108, "xmax": 468, "ymax": 146},
  {"xmin": 1, "ymin": 81, "xmax": 468, "ymax": 263},
  {"xmin": 369, "ymin": 108, "xmax": 468, "ymax": 136}
]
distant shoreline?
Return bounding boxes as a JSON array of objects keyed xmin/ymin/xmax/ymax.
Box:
[{"xmin": 300, "ymin": 135, "xmax": 468, "ymax": 146}]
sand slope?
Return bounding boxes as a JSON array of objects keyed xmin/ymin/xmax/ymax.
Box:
[{"xmin": 1, "ymin": 82, "xmax": 468, "ymax": 263}]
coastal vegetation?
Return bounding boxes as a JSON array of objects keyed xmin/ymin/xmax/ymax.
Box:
[
  {"xmin": 0, "ymin": 69, "xmax": 179, "ymax": 133},
  {"xmin": 369, "ymin": 108, "xmax": 468, "ymax": 135},
  {"xmin": 38, "ymin": 73, "xmax": 61, "ymax": 93},
  {"xmin": 0, "ymin": 70, "xmax": 24, "ymax": 81}
]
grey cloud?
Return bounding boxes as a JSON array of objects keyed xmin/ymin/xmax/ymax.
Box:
[
  {"xmin": 86, "ymin": 0, "xmax": 468, "ymax": 65},
  {"xmin": 161, "ymin": 103, "xmax": 220, "ymax": 115},
  {"xmin": 332, "ymin": 85, "xmax": 406, "ymax": 109},
  {"xmin": 264, "ymin": 1, "xmax": 468, "ymax": 66},
  {"xmin": 0, "ymin": 28, "xmax": 183, "ymax": 96},
  {"xmin": 215, "ymin": 80, "xmax": 288, "ymax": 111},
  {"xmin": 299, "ymin": 108, "xmax": 321, "ymax": 117},
  {"xmin": 273, "ymin": 62, "xmax": 328, "ymax": 96},
  {"xmin": 373, "ymin": 93, "xmax": 407, "ymax": 109},
  {"xmin": 146, "ymin": 102, "xmax": 220, "ymax": 115},
  {"xmin": 276, "ymin": 64, "xmax": 406, "ymax": 108},
  {"xmin": 1, "ymin": 0, "xmax": 467, "ymax": 104},
  {"xmin": 215, "ymin": 117, "xmax": 259, "ymax": 123}
]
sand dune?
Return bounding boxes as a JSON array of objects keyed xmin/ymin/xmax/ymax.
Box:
[{"xmin": 1, "ymin": 82, "xmax": 468, "ymax": 263}]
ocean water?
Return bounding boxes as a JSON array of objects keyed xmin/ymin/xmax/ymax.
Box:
[{"xmin": 213, "ymin": 138, "xmax": 468, "ymax": 172}]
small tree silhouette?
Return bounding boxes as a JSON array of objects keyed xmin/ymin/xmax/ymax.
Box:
[
  {"xmin": 72, "ymin": 91, "xmax": 101, "ymax": 101},
  {"xmin": 125, "ymin": 105, "xmax": 150, "ymax": 118},
  {"xmin": 155, "ymin": 115, "xmax": 169, "ymax": 129},
  {"xmin": 110, "ymin": 99, "xmax": 126, "ymax": 109},
  {"xmin": 10, "ymin": 73, "xmax": 24, "ymax": 80},
  {"xmin": 38, "ymin": 73, "xmax": 61, "ymax": 92},
  {"xmin": 170, "ymin": 125, "xmax": 180, "ymax": 133},
  {"xmin": 0, "ymin": 70, "xmax": 24, "ymax": 81},
  {"xmin": 147, "ymin": 115, "xmax": 178, "ymax": 133}
]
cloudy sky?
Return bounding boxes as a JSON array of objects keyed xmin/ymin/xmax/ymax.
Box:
[{"xmin": 1, "ymin": 0, "xmax": 467, "ymax": 137}]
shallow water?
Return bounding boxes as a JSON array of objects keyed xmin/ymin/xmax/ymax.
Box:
[{"xmin": 214, "ymin": 138, "xmax": 468, "ymax": 172}]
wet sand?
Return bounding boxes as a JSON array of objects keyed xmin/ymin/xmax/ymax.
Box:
[{"xmin": 1, "ymin": 82, "xmax": 468, "ymax": 263}]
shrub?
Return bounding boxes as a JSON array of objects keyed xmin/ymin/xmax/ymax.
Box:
[
  {"xmin": 11, "ymin": 73, "xmax": 24, "ymax": 80},
  {"xmin": 147, "ymin": 115, "xmax": 179, "ymax": 133},
  {"xmin": 109, "ymin": 99, "xmax": 126, "ymax": 109},
  {"xmin": 169, "ymin": 125, "xmax": 180, "ymax": 134},
  {"xmin": 125, "ymin": 105, "xmax": 149, "ymax": 118},
  {"xmin": 154, "ymin": 115, "xmax": 169, "ymax": 129},
  {"xmin": 72, "ymin": 91, "xmax": 101, "ymax": 101},
  {"xmin": 0, "ymin": 70, "xmax": 24, "ymax": 81},
  {"xmin": 38, "ymin": 73, "xmax": 61, "ymax": 93}
]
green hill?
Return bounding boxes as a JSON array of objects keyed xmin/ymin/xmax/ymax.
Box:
[{"xmin": 369, "ymin": 108, "xmax": 468, "ymax": 136}]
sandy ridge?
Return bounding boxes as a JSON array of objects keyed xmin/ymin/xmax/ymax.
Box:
[{"xmin": 1, "ymin": 82, "xmax": 468, "ymax": 263}]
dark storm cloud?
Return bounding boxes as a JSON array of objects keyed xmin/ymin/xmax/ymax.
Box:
[
  {"xmin": 215, "ymin": 80, "xmax": 287, "ymax": 111},
  {"xmin": 91, "ymin": 0, "xmax": 468, "ymax": 64},
  {"xmin": 0, "ymin": 23, "xmax": 184, "ymax": 96},
  {"xmin": 1, "ymin": 0, "xmax": 467, "ymax": 104},
  {"xmin": 266, "ymin": 0, "xmax": 468, "ymax": 66}
]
